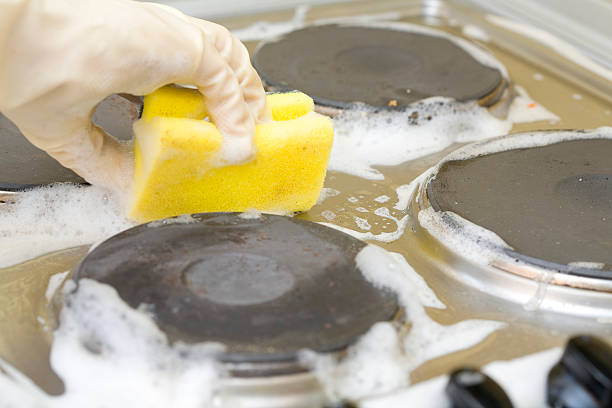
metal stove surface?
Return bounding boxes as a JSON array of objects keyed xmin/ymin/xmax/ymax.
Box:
[{"xmin": 2, "ymin": 0, "xmax": 612, "ymax": 406}]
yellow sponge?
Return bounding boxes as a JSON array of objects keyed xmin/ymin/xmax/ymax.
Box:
[{"xmin": 129, "ymin": 86, "xmax": 333, "ymax": 222}]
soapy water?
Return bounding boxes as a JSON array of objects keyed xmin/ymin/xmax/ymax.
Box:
[
  {"xmin": 320, "ymin": 170, "xmax": 430, "ymax": 243},
  {"xmin": 301, "ymin": 245, "xmax": 505, "ymax": 402},
  {"xmin": 0, "ymin": 279, "xmax": 223, "ymax": 408},
  {"xmin": 0, "ymin": 184, "xmax": 135, "ymax": 269},
  {"xmin": 361, "ymin": 347, "xmax": 562, "ymax": 408},
  {"xmin": 0, "ymin": 244, "xmax": 504, "ymax": 406},
  {"xmin": 328, "ymin": 86, "xmax": 558, "ymax": 180}
]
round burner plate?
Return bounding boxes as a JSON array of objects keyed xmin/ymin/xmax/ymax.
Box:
[
  {"xmin": 74, "ymin": 213, "xmax": 399, "ymax": 373},
  {"xmin": 253, "ymin": 24, "xmax": 505, "ymax": 109},
  {"xmin": 426, "ymin": 134, "xmax": 612, "ymax": 278}
]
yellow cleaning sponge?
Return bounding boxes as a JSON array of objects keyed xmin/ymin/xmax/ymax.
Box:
[{"xmin": 129, "ymin": 86, "xmax": 333, "ymax": 222}]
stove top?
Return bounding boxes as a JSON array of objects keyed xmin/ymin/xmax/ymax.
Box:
[
  {"xmin": 426, "ymin": 133, "xmax": 612, "ymax": 274},
  {"xmin": 2, "ymin": 1, "xmax": 612, "ymax": 406},
  {"xmin": 253, "ymin": 24, "xmax": 507, "ymax": 110},
  {"xmin": 74, "ymin": 213, "xmax": 399, "ymax": 376}
]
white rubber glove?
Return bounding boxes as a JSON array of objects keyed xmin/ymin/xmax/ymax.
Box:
[{"xmin": 0, "ymin": 0, "xmax": 269, "ymax": 195}]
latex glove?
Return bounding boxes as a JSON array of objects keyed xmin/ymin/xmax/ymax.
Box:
[{"xmin": 0, "ymin": 0, "xmax": 270, "ymax": 195}]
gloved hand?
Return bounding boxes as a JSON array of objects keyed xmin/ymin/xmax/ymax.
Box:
[{"xmin": 0, "ymin": 0, "xmax": 269, "ymax": 196}]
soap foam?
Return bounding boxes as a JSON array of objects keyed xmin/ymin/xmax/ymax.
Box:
[
  {"xmin": 301, "ymin": 245, "xmax": 504, "ymax": 402},
  {"xmin": 428, "ymin": 127, "xmax": 612, "ymax": 173},
  {"xmin": 0, "ymin": 184, "xmax": 135, "ymax": 269},
  {"xmin": 328, "ymin": 85, "xmax": 556, "ymax": 180},
  {"xmin": 0, "ymin": 279, "xmax": 223, "ymax": 408},
  {"xmin": 462, "ymin": 24, "xmax": 490, "ymax": 42},
  {"xmin": 362, "ymin": 347, "xmax": 562, "ymax": 408},
  {"xmin": 316, "ymin": 187, "xmax": 340, "ymax": 205}
]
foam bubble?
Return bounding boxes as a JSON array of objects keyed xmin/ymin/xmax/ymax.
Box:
[
  {"xmin": 507, "ymin": 85, "xmax": 559, "ymax": 124},
  {"xmin": 316, "ymin": 187, "xmax": 341, "ymax": 205},
  {"xmin": 148, "ymin": 213, "xmax": 198, "ymax": 226},
  {"xmin": 328, "ymin": 87, "xmax": 556, "ymax": 181},
  {"xmin": 374, "ymin": 195, "xmax": 390, "ymax": 203},
  {"xmin": 0, "ymin": 279, "xmax": 224, "ymax": 407},
  {"xmin": 0, "ymin": 184, "xmax": 135, "ymax": 268},
  {"xmin": 355, "ymin": 217, "xmax": 372, "ymax": 231},
  {"xmin": 418, "ymin": 207, "xmax": 511, "ymax": 266},
  {"xmin": 302, "ymin": 245, "xmax": 504, "ymax": 402},
  {"xmin": 462, "ymin": 24, "xmax": 490, "ymax": 42},
  {"xmin": 428, "ymin": 127, "xmax": 612, "ymax": 166},
  {"xmin": 45, "ymin": 271, "xmax": 70, "ymax": 301}
]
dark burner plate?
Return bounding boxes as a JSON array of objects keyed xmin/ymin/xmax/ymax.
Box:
[
  {"xmin": 0, "ymin": 94, "xmax": 137, "ymax": 191},
  {"xmin": 253, "ymin": 24, "xmax": 505, "ymax": 109},
  {"xmin": 74, "ymin": 213, "xmax": 399, "ymax": 373},
  {"xmin": 427, "ymin": 135, "xmax": 612, "ymax": 277}
]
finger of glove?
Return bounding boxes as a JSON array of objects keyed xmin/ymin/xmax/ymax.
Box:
[
  {"xmin": 194, "ymin": 39, "xmax": 256, "ymax": 164},
  {"xmin": 190, "ymin": 19, "xmax": 270, "ymax": 122},
  {"xmin": 33, "ymin": 122, "xmax": 134, "ymax": 196}
]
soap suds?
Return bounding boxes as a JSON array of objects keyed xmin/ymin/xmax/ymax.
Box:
[
  {"xmin": 45, "ymin": 271, "xmax": 70, "ymax": 301},
  {"xmin": 362, "ymin": 347, "xmax": 562, "ymax": 408},
  {"xmin": 462, "ymin": 24, "xmax": 490, "ymax": 42},
  {"xmin": 0, "ymin": 184, "xmax": 135, "ymax": 269},
  {"xmin": 321, "ymin": 210, "xmax": 337, "ymax": 221},
  {"xmin": 419, "ymin": 207, "xmax": 512, "ymax": 266},
  {"xmin": 572, "ymin": 93, "xmax": 583, "ymax": 100},
  {"xmin": 328, "ymin": 85, "xmax": 556, "ymax": 180},
  {"xmin": 238, "ymin": 209, "xmax": 263, "ymax": 219},
  {"xmin": 355, "ymin": 217, "xmax": 372, "ymax": 231},
  {"xmin": 302, "ymin": 245, "xmax": 504, "ymax": 402},
  {"xmin": 374, "ymin": 195, "xmax": 390, "ymax": 203},
  {"xmin": 0, "ymin": 279, "xmax": 223, "ymax": 407},
  {"xmin": 507, "ymin": 85, "xmax": 559, "ymax": 124},
  {"xmin": 533, "ymin": 73, "xmax": 544, "ymax": 81},
  {"xmin": 148, "ymin": 213, "xmax": 198, "ymax": 226},
  {"xmin": 316, "ymin": 187, "xmax": 340, "ymax": 205}
]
